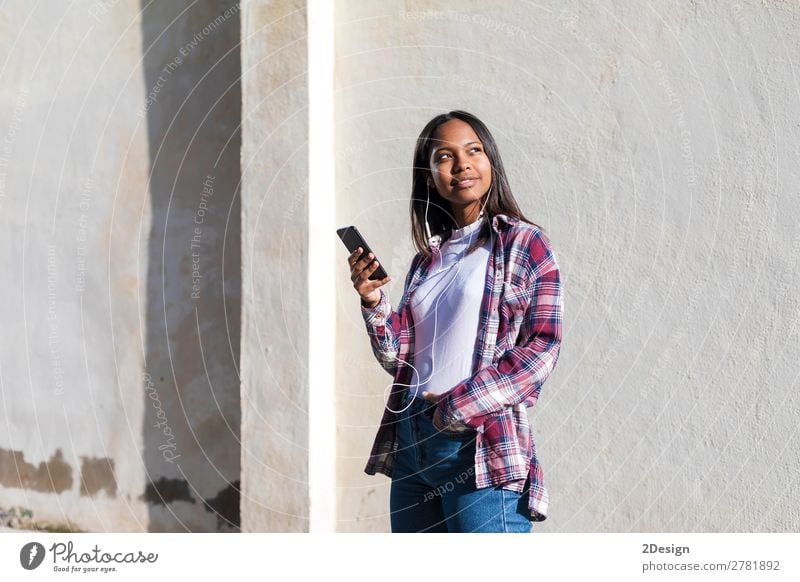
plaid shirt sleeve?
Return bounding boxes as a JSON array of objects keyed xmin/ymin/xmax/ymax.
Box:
[
  {"xmin": 437, "ymin": 229, "xmax": 563, "ymax": 429},
  {"xmin": 360, "ymin": 252, "xmax": 421, "ymax": 377}
]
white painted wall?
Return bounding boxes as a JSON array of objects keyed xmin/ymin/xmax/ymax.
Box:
[
  {"xmin": 240, "ymin": 0, "xmax": 310, "ymax": 532},
  {"xmin": 334, "ymin": 0, "xmax": 800, "ymax": 532}
]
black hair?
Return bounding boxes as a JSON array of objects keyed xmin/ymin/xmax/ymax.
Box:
[{"xmin": 410, "ymin": 110, "xmax": 542, "ymax": 260}]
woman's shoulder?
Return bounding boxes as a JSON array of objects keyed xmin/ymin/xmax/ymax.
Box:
[
  {"xmin": 499, "ymin": 218, "xmax": 558, "ymax": 279},
  {"xmin": 501, "ymin": 217, "xmax": 553, "ymax": 252}
]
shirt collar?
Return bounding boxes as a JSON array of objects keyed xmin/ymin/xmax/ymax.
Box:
[
  {"xmin": 490, "ymin": 212, "xmax": 518, "ymax": 232},
  {"xmin": 428, "ymin": 213, "xmax": 517, "ymax": 250}
]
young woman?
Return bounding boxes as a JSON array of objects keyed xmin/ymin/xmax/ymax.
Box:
[{"xmin": 346, "ymin": 110, "xmax": 564, "ymax": 533}]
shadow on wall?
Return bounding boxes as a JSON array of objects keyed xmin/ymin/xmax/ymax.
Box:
[{"xmin": 139, "ymin": 0, "xmax": 242, "ymax": 531}]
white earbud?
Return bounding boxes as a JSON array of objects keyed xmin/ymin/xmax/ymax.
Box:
[{"xmin": 424, "ymin": 182, "xmax": 432, "ymax": 241}]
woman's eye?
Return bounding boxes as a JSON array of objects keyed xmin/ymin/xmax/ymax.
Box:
[{"xmin": 436, "ymin": 147, "xmax": 480, "ymax": 162}]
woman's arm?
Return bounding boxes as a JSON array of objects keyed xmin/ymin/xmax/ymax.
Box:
[
  {"xmin": 360, "ymin": 252, "xmax": 422, "ymax": 376},
  {"xmin": 435, "ymin": 229, "xmax": 563, "ymax": 429}
]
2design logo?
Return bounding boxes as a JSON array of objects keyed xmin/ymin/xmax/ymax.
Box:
[{"xmin": 20, "ymin": 542, "xmax": 46, "ymax": 570}]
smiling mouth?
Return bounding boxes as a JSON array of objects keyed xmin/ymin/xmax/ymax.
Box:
[{"xmin": 452, "ymin": 178, "xmax": 477, "ymax": 188}]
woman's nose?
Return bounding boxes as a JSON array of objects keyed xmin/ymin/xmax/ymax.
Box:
[{"xmin": 453, "ymin": 156, "xmax": 471, "ymax": 173}]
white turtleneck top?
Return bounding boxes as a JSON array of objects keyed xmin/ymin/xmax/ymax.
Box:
[{"xmin": 407, "ymin": 214, "xmax": 492, "ymax": 399}]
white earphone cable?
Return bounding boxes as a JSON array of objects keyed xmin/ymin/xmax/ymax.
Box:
[{"xmin": 383, "ymin": 183, "xmax": 493, "ymax": 414}]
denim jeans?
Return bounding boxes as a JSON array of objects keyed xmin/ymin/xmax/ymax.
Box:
[{"xmin": 389, "ymin": 392, "xmax": 533, "ymax": 533}]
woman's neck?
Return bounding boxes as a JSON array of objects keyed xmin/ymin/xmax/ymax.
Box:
[{"xmin": 451, "ymin": 201, "xmax": 483, "ymax": 228}]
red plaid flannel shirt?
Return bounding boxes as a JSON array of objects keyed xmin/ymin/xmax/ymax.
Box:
[{"xmin": 360, "ymin": 213, "xmax": 564, "ymax": 521}]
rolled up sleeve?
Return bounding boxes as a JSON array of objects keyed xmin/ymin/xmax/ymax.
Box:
[{"xmin": 360, "ymin": 253, "xmax": 422, "ymax": 376}]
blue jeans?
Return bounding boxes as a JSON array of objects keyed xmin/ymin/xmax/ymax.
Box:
[{"xmin": 389, "ymin": 393, "xmax": 533, "ymax": 533}]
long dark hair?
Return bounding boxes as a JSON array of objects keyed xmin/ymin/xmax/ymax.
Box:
[{"xmin": 410, "ymin": 110, "xmax": 542, "ymax": 260}]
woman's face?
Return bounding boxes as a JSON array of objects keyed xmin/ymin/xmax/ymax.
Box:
[{"xmin": 427, "ymin": 119, "xmax": 493, "ymax": 214}]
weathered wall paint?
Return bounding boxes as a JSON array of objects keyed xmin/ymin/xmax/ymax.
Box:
[
  {"xmin": 0, "ymin": 0, "xmax": 242, "ymax": 531},
  {"xmin": 0, "ymin": 449, "xmax": 73, "ymax": 494},
  {"xmin": 78, "ymin": 457, "xmax": 117, "ymax": 498}
]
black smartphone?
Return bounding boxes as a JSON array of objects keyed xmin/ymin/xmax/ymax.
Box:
[{"xmin": 337, "ymin": 225, "xmax": 389, "ymax": 281}]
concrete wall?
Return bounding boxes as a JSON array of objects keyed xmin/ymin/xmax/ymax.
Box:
[
  {"xmin": 240, "ymin": 0, "xmax": 310, "ymax": 532},
  {"xmin": 0, "ymin": 0, "xmax": 241, "ymax": 531},
  {"xmin": 334, "ymin": 0, "xmax": 800, "ymax": 532}
]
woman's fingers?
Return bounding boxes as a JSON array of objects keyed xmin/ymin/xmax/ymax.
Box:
[
  {"xmin": 351, "ymin": 254, "xmax": 380, "ymax": 284},
  {"xmin": 350, "ymin": 258, "xmax": 371, "ymax": 283},
  {"xmin": 349, "ymin": 249, "xmax": 378, "ymax": 278},
  {"xmin": 346, "ymin": 247, "xmax": 390, "ymax": 305},
  {"xmin": 362, "ymin": 275, "xmax": 391, "ymax": 291},
  {"xmin": 358, "ymin": 253, "xmax": 376, "ymax": 273},
  {"xmin": 346, "ymin": 246, "xmax": 362, "ymax": 267},
  {"xmin": 347, "ymin": 247, "xmax": 373, "ymax": 270},
  {"xmin": 354, "ymin": 266, "xmax": 383, "ymax": 291}
]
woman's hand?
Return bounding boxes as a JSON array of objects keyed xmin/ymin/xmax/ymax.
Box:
[
  {"xmin": 422, "ymin": 391, "xmax": 471, "ymax": 433},
  {"xmin": 348, "ymin": 246, "xmax": 391, "ymax": 308}
]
